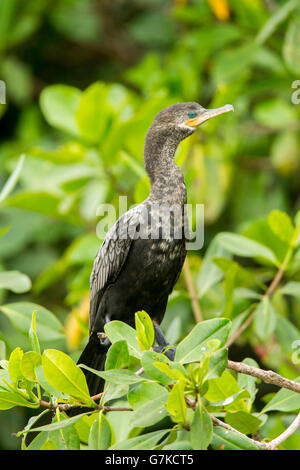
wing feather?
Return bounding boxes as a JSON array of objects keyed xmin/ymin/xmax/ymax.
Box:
[{"xmin": 89, "ymin": 207, "xmax": 141, "ymax": 333}]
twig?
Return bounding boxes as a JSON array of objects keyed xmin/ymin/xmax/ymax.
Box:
[
  {"xmin": 267, "ymin": 413, "xmax": 300, "ymax": 450},
  {"xmin": 38, "ymin": 399, "xmax": 133, "ymax": 413},
  {"xmin": 226, "ymin": 246, "xmax": 293, "ymax": 346},
  {"xmin": 183, "ymin": 258, "xmax": 203, "ymax": 322},
  {"xmin": 188, "ymin": 398, "xmax": 300, "ymax": 450},
  {"xmin": 227, "ymin": 360, "xmax": 300, "ymax": 394},
  {"xmin": 225, "ymin": 307, "xmax": 256, "ymax": 348},
  {"xmin": 211, "ymin": 416, "xmax": 268, "ymax": 450}
]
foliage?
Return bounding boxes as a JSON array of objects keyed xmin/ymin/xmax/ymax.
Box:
[{"xmin": 0, "ymin": 0, "xmax": 300, "ymax": 450}]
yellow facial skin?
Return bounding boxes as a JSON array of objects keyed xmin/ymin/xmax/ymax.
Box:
[{"xmin": 185, "ymin": 104, "xmax": 234, "ymax": 128}]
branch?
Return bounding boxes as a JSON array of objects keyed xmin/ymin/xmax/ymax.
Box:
[
  {"xmin": 227, "ymin": 360, "xmax": 300, "ymax": 394},
  {"xmin": 211, "ymin": 413, "xmax": 300, "ymax": 450},
  {"xmin": 183, "ymin": 258, "xmax": 203, "ymax": 322},
  {"xmin": 225, "ymin": 307, "xmax": 256, "ymax": 348},
  {"xmin": 267, "ymin": 413, "xmax": 300, "ymax": 450},
  {"xmin": 210, "ymin": 415, "xmax": 268, "ymax": 450},
  {"xmin": 227, "ymin": 246, "xmax": 293, "ymax": 346},
  {"xmin": 38, "ymin": 398, "xmax": 133, "ymax": 413}
]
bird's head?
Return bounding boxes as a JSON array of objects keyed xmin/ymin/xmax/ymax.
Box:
[{"xmin": 151, "ymin": 101, "xmax": 234, "ymax": 140}]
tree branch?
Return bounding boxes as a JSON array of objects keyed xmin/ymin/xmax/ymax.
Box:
[
  {"xmin": 226, "ymin": 246, "xmax": 293, "ymax": 346},
  {"xmin": 227, "ymin": 360, "xmax": 300, "ymax": 393},
  {"xmin": 183, "ymin": 257, "xmax": 203, "ymax": 322},
  {"xmin": 267, "ymin": 413, "xmax": 300, "ymax": 450},
  {"xmin": 38, "ymin": 399, "xmax": 133, "ymax": 413},
  {"xmin": 210, "ymin": 415, "xmax": 268, "ymax": 450}
]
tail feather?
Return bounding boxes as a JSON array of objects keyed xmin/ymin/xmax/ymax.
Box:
[
  {"xmin": 77, "ymin": 336, "xmax": 106, "ymax": 397},
  {"xmin": 68, "ymin": 336, "xmax": 106, "ymax": 416}
]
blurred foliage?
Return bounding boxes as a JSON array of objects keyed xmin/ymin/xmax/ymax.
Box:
[{"xmin": 0, "ymin": 0, "xmax": 300, "ymax": 449}]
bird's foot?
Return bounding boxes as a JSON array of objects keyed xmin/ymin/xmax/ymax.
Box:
[
  {"xmin": 97, "ymin": 332, "xmax": 111, "ymax": 348},
  {"xmin": 152, "ymin": 345, "xmax": 176, "ymax": 361}
]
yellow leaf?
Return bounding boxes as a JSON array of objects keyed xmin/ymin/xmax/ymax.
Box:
[
  {"xmin": 65, "ymin": 294, "xmax": 89, "ymax": 350},
  {"xmin": 208, "ymin": 0, "xmax": 230, "ymax": 21}
]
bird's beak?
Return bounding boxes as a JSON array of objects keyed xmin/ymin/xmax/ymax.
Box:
[{"xmin": 185, "ymin": 104, "xmax": 234, "ymax": 128}]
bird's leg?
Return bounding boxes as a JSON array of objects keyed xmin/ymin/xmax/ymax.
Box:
[
  {"xmin": 97, "ymin": 331, "xmax": 111, "ymax": 348},
  {"xmin": 97, "ymin": 315, "xmax": 112, "ymax": 349},
  {"xmin": 152, "ymin": 322, "xmax": 176, "ymax": 361}
]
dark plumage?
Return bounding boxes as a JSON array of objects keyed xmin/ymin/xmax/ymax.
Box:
[{"xmin": 77, "ymin": 102, "xmax": 234, "ymax": 398}]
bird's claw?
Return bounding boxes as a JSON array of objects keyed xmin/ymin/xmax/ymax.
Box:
[{"xmin": 97, "ymin": 332, "xmax": 111, "ymax": 348}]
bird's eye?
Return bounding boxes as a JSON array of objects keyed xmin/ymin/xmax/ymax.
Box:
[{"xmin": 188, "ymin": 112, "xmax": 196, "ymax": 118}]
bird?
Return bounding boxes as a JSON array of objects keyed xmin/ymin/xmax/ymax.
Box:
[{"xmin": 77, "ymin": 102, "xmax": 234, "ymax": 398}]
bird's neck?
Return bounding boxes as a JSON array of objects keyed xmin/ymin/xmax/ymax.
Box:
[{"xmin": 144, "ymin": 127, "xmax": 187, "ymax": 205}]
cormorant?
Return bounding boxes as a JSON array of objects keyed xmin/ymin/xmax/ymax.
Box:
[{"xmin": 78, "ymin": 102, "xmax": 234, "ymax": 397}]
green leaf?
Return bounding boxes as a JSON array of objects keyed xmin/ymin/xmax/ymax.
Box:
[
  {"xmin": 166, "ymin": 380, "xmax": 186, "ymax": 424},
  {"xmin": 0, "ymin": 153, "xmax": 25, "ymax": 203},
  {"xmin": 128, "ymin": 382, "xmax": 167, "ymax": 410},
  {"xmin": 253, "ymin": 297, "xmax": 277, "ymax": 341},
  {"xmin": 213, "ymin": 257, "xmax": 265, "ymax": 290},
  {"xmin": 217, "ymin": 233, "xmax": 279, "ymax": 266},
  {"xmin": 0, "ymin": 226, "xmax": 10, "ymax": 238},
  {"xmin": 197, "ymin": 236, "xmax": 229, "ymax": 297},
  {"xmin": 104, "ymin": 321, "xmax": 141, "ymax": 359},
  {"xmin": 256, "ymin": 0, "xmax": 299, "ymax": 45},
  {"xmin": 271, "ymin": 131, "xmax": 299, "ymax": 177},
  {"xmin": 153, "ymin": 362, "xmax": 186, "ymax": 382},
  {"xmin": 88, "ymin": 412, "xmax": 112, "ymax": 450},
  {"xmin": 284, "ymin": 14, "xmax": 300, "ymax": 75},
  {"xmin": 110, "ymin": 429, "xmax": 170, "ymax": 450},
  {"xmin": 175, "ymin": 318, "xmax": 231, "ymax": 364},
  {"xmin": 40, "ymin": 84, "xmax": 81, "ymax": 136},
  {"xmin": 20, "ymin": 409, "xmax": 51, "ymax": 449},
  {"xmin": 25, "ymin": 412, "xmax": 94, "ymax": 433},
  {"xmin": 44, "ymin": 413, "xmax": 81, "ymax": 450},
  {"xmin": 0, "ymin": 390, "xmax": 39, "ymax": 410},
  {"xmin": 212, "ymin": 42, "xmax": 258, "ymax": 85},
  {"xmin": 80, "ymin": 365, "xmax": 147, "ymax": 385},
  {"xmin": 261, "ymin": 377, "xmax": 300, "ymax": 413},
  {"xmin": 141, "ymin": 350, "xmax": 173, "ymax": 385},
  {"xmin": 254, "ymin": 99, "xmax": 298, "ymax": 130},
  {"xmin": 34, "ymin": 364, "xmax": 68, "ymax": 400},
  {"xmin": 190, "ymin": 406, "xmax": 213, "ymax": 450},
  {"xmin": 208, "ymin": 390, "xmax": 250, "ymax": 410},
  {"xmin": 205, "ymin": 371, "xmax": 248, "ymax": 412},
  {"xmin": 29, "ymin": 310, "xmax": 41, "ymax": 354},
  {"xmin": 205, "ymin": 348, "xmax": 228, "ymax": 381},
  {"xmin": 135, "ymin": 310, "xmax": 154, "ymax": 351},
  {"xmin": 42, "ymin": 349, "xmax": 93, "ymax": 405},
  {"xmin": 225, "ymin": 411, "xmax": 262, "ymax": 435},
  {"xmin": 0, "ymin": 270, "xmax": 31, "ymax": 293},
  {"xmin": 211, "ymin": 426, "xmax": 258, "ymax": 450},
  {"xmin": 268, "ymin": 210, "xmax": 295, "ymax": 244},
  {"xmin": 20, "ymin": 351, "xmax": 41, "ymax": 382},
  {"xmin": 0, "ymin": 302, "xmax": 65, "ymax": 341},
  {"xmin": 281, "ymin": 281, "xmax": 300, "ymax": 298},
  {"xmin": 130, "ymin": 394, "xmax": 168, "ymax": 427},
  {"xmin": 243, "ymin": 219, "xmax": 290, "ymax": 265},
  {"xmin": 237, "ymin": 358, "xmax": 259, "ymax": 406},
  {"xmin": 164, "ymin": 440, "xmax": 193, "ymax": 450},
  {"xmin": 275, "ymin": 316, "xmax": 300, "ymax": 355},
  {"xmin": 76, "ymin": 82, "xmax": 110, "ymax": 143},
  {"xmin": 105, "ymin": 340, "xmax": 129, "ymax": 371},
  {"xmin": 3, "ymin": 191, "xmax": 80, "ymax": 224},
  {"xmin": 8, "ymin": 347, "xmax": 24, "ymax": 384}
]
